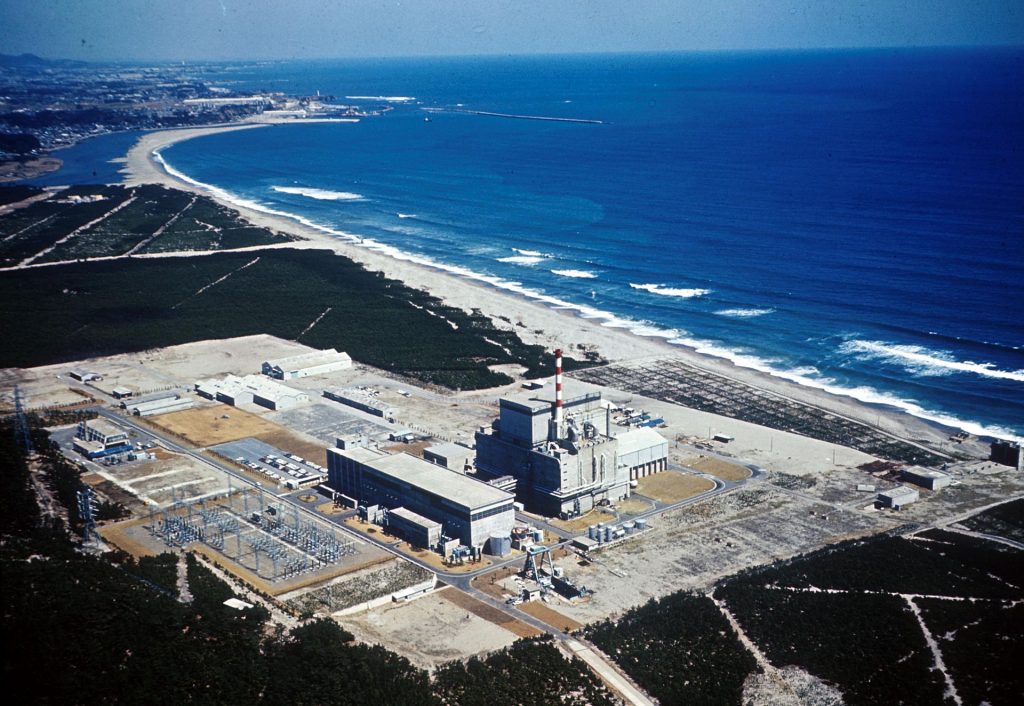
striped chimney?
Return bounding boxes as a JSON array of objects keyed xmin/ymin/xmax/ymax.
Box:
[{"xmin": 554, "ymin": 348, "xmax": 564, "ymax": 425}]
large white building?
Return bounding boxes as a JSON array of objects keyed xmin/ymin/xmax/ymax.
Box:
[
  {"xmin": 262, "ymin": 348, "xmax": 352, "ymax": 380},
  {"xmin": 327, "ymin": 446, "xmax": 515, "ymax": 549},
  {"xmin": 195, "ymin": 374, "xmax": 311, "ymax": 411}
]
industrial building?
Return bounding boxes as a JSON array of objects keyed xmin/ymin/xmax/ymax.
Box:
[
  {"xmin": 423, "ymin": 442, "xmax": 475, "ymax": 473},
  {"xmin": 262, "ymin": 348, "xmax": 352, "ymax": 380},
  {"xmin": 901, "ymin": 466, "xmax": 952, "ymax": 490},
  {"xmin": 990, "ymin": 440, "xmax": 1023, "ymax": 470},
  {"xmin": 195, "ymin": 374, "xmax": 311, "ymax": 411},
  {"xmin": 73, "ymin": 418, "xmax": 132, "ymax": 459},
  {"xmin": 126, "ymin": 393, "xmax": 194, "ymax": 417},
  {"xmin": 877, "ymin": 486, "xmax": 919, "ymax": 509},
  {"xmin": 327, "ymin": 446, "xmax": 515, "ymax": 549},
  {"xmin": 68, "ymin": 369, "xmax": 101, "ymax": 382},
  {"xmin": 474, "ymin": 350, "xmax": 669, "ymax": 517},
  {"xmin": 386, "ymin": 507, "xmax": 442, "ymax": 549},
  {"xmin": 323, "ymin": 387, "xmax": 396, "ymax": 419}
]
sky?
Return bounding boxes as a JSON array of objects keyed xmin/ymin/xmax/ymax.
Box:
[{"xmin": 1, "ymin": 0, "xmax": 1022, "ymax": 62}]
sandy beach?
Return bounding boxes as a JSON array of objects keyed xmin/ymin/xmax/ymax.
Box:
[{"xmin": 121, "ymin": 123, "xmax": 959, "ymax": 453}]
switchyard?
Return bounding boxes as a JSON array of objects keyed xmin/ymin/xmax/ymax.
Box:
[
  {"xmin": 144, "ymin": 483, "xmax": 375, "ymax": 594},
  {"xmin": 571, "ymin": 358, "xmax": 950, "ymax": 466}
]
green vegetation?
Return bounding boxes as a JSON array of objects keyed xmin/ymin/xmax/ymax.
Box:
[
  {"xmin": 434, "ymin": 636, "xmax": 618, "ymax": 706},
  {"xmin": 917, "ymin": 598, "xmax": 1023, "ymax": 706},
  {"xmin": 959, "ymin": 498, "xmax": 1024, "ymax": 543},
  {"xmin": 584, "ymin": 592, "xmax": 756, "ymax": 706},
  {"xmin": 128, "ymin": 552, "xmax": 180, "ymax": 594},
  {"xmin": 0, "ymin": 248, "xmax": 593, "ymax": 389}
]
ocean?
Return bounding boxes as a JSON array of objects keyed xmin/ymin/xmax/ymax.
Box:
[{"xmin": 39, "ymin": 49, "xmax": 1024, "ymax": 439}]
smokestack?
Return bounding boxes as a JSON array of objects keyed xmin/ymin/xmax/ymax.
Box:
[{"xmin": 554, "ymin": 348, "xmax": 564, "ymax": 426}]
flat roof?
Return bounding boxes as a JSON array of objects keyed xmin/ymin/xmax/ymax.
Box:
[
  {"xmin": 85, "ymin": 418, "xmax": 126, "ymax": 437},
  {"xmin": 879, "ymin": 486, "xmax": 919, "ymax": 499},
  {"xmin": 903, "ymin": 467, "xmax": 950, "ymax": 479},
  {"xmin": 265, "ymin": 348, "xmax": 349, "ymax": 370},
  {"xmin": 424, "ymin": 441, "xmax": 475, "ymax": 458},
  {"xmin": 501, "ymin": 390, "xmax": 601, "ymax": 415},
  {"xmin": 369, "ymin": 452, "xmax": 513, "ymax": 511},
  {"xmin": 329, "ymin": 446, "xmax": 385, "ymax": 463},
  {"xmin": 389, "ymin": 506, "xmax": 441, "ymax": 530},
  {"xmin": 616, "ymin": 427, "xmax": 668, "ymax": 456}
]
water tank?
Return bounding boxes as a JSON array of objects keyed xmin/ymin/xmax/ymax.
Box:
[
  {"xmin": 622, "ymin": 521, "xmax": 635, "ymax": 533},
  {"xmin": 603, "ymin": 526, "xmax": 612, "ymax": 542},
  {"xmin": 635, "ymin": 518, "xmax": 648, "ymax": 531},
  {"xmin": 487, "ymin": 533, "xmax": 512, "ymax": 557},
  {"xmin": 587, "ymin": 525, "xmax": 597, "ymax": 540}
]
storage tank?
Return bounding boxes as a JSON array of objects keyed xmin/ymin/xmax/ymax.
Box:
[
  {"xmin": 587, "ymin": 525, "xmax": 597, "ymax": 540},
  {"xmin": 603, "ymin": 525, "xmax": 612, "ymax": 542},
  {"xmin": 622, "ymin": 520, "xmax": 635, "ymax": 533},
  {"xmin": 487, "ymin": 533, "xmax": 512, "ymax": 557},
  {"xmin": 635, "ymin": 518, "xmax": 648, "ymax": 531}
]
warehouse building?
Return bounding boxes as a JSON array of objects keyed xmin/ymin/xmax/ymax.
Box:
[
  {"xmin": 877, "ymin": 486, "xmax": 919, "ymax": 509},
  {"xmin": 128, "ymin": 396, "xmax": 195, "ymax": 417},
  {"xmin": 327, "ymin": 446, "xmax": 515, "ymax": 548},
  {"xmin": 474, "ymin": 351, "xmax": 669, "ymax": 517},
  {"xmin": 901, "ymin": 466, "xmax": 952, "ymax": 490},
  {"xmin": 262, "ymin": 348, "xmax": 352, "ymax": 380},
  {"xmin": 73, "ymin": 419, "xmax": 132, "ymax": 459},
  {"xmin": 323, "ymin": 387, "xmax": 396, "ymax": 419},
  {"xmin": 195, "ymin": 374, "xmax": 310, "ymax": 411}
]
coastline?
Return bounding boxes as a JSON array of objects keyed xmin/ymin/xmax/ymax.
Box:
[{"xmin": 120, "ymin": 123, "xmax": 971, "ymax": 451}]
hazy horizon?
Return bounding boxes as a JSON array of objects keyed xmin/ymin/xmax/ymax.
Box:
[{"xmin": 1, "ymin": 0, "xmax": 1021, "ymax": 63}]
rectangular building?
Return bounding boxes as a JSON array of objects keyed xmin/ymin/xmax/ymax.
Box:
[
  {"xmin": 194, "ymin": 374, "xmax": 310, "ymax": 411},
  {"xmin": 327, "ymin": 447, "xmax": 514, "ymax": 548},
  {"xmin": 877, "ymin": 486, "xmax": 919, "ymax": 509},
  {"xmin": 74, "ymin": 418, "xmax": 132, "ymax": 459},
  {"xmin": 262, "ymin": 348, "xmax": 352, "ymax": 380},
  {"xmin": 901, "ymin": 466, "xmax": 952, "ymax": 490},
  {"xmin": 423, "ymin": 442, "xmax": 475, "ymax": 473},
  {"xmin": 387, "ymin": 507, "xmax": 442, "ymax": 549},
  {"xmin": 323, "ymin": 388, "xmax": 396, "ymax": 419}
]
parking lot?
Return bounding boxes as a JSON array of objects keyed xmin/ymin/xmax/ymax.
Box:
[
  {"xmin": 211, "ymin": 438, "xmax": 328, "ymax": 490},
  {"xmin": 267, "ymin": 401, "xmax": 396, "ymax": 446}
]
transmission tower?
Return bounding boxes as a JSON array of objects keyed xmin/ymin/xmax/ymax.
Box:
[{"xmin": 77, "ymin": 486, "xmax": 98, "ymax": 543}]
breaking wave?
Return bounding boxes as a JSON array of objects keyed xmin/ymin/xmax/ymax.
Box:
[
  {"xmin": 271, "ymin": 186, "xmax": 364, "ymax": 201},
  {"xmin": 630, "ymin": 283, "xmax": 710, "ymax": 298},
  {"xmin": 841, "ymin": 340, "xmax": 1024, "ymax": 382},
  {"xmin": 716, "ymin": 308, "xmax": 775, "ymax": 318},
  {"xmin": 551, "ymin": 269, "xmax": 597, "ymax": 279}
]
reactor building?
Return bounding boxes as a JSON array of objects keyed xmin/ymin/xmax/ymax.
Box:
[{"xmin": 474, "ymin": 349, "xmax": 669, "ymax": 517}]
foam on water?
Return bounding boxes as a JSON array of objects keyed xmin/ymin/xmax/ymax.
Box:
[
  {"xmin": 716, "ymin": 308, "xmax": 775, "ymax": 318},
  {"xmin": 498, "ymin": 255, "xmax": 546, "ymax": 265},
  {"xmin": 841, "ymin": 340, "xmax": 1024, "ymax": 382},
  {"xmin": 630, "ymin": 283, "xmax": 711, "ymax": 298},
  {"xmin": 271, "ymin": 185, "xmax": 364, "ymax": 201},
  {"xmin": 551, "ymin": 269, "xmax": 598, "ymax": 279},
  {"xmin": 345, "ymin": 95, "xmax": 416, "ymax": 102}
]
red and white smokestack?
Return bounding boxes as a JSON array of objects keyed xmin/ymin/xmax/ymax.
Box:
[{"xmin": 554, "ymin": 348, "xmax": 564, "ymax": 426}]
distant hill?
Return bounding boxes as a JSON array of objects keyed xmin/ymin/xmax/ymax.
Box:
[{"xmin": 0, "ymin": 53, "xmax": 87, "ymax": 68}]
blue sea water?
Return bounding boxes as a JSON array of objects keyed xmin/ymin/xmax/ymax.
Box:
[{"xmin": 59, "ymin": 50, "xmax": 1024, "ymax": 438}]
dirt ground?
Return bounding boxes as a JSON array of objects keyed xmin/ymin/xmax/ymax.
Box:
[
  {"xmin": 636, "ymin": 472, "xmax": 716, "ymax": 503},
  {"xmin": 440, "ymin": 588, "xmax": 542, "ymax": 638},
  {"xmin": 683, "ymin": 455, "xmax": 752, "ymax": 481},
  {"xmin": 148, "ymin": 405, "xmax": 282, "ymax": 446},
  {"xmin": 518, "ymin": 600, "xmax": 585, "ymax": 633},
  {"xmin": 340, "ymin": 589, "xmax": 533, "ymax": 670}
]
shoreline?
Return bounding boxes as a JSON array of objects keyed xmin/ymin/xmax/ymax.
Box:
[{"xmin": 120, "ymin": 124, "xmax": 989, "ymax": 450}]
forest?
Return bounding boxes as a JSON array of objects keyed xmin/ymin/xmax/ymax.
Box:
[
  {"xmin": 584, "ymin": 592, "xmax": 756, "ymax": 706},
  {"xmin": 1, "ymin": 419, "xmax": 615, "ymax": 705}
]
